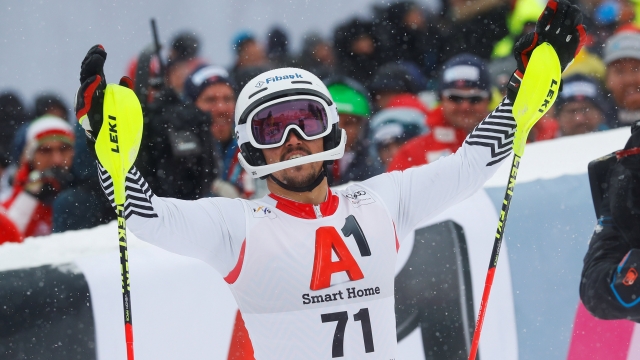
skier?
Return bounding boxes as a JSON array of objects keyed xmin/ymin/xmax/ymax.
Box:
[{"xmin": 75, "ymin": 1, "xmax": 585, "ymax": 358}]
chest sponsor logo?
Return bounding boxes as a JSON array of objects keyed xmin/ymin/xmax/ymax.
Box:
[
  {"xmin": 252, "ymin": 206, "xmax": 277, "ymax": 219},
  {"xmin": 344, "ymin": 190, "xmax": 375, "ymax": 207}
]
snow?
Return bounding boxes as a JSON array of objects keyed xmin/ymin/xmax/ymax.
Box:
[{"xmin": 0, "ymin": 221, "xmax": 151, "ymax": 272}]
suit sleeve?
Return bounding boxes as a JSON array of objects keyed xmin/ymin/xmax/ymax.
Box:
[
  {"xmin": 360, "ymin": 97, "xmax": 515, "ymax": 241},
  {"xmin": 97, "ymin": 162, "xmax": 247, "ymax": 277}
]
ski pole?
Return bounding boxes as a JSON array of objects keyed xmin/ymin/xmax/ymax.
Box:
[
  {"xmin": 467, "ymin": 43, "xmax": 561, "ymax": 360},
  {"xmin": 95, "ymin": 83, "xmax": 144, "ymax": 360}
]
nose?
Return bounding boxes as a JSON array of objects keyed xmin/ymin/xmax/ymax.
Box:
[
  {"xmin": 51, "ymin": 149, "xmax": 66, "ymax": 166},
  {"xmin": 283, "ymin": 128, "xmax": 303, "ymax": 146}
]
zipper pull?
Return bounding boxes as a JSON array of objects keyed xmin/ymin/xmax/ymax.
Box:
[{"xmin": 313, "ymin": 204, "xmax": 322, "ymax": 219}]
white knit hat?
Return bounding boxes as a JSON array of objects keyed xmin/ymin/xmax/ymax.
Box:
[{"xmin": 24, "ymin": 115, "xmax": 75, "ymax": 160}]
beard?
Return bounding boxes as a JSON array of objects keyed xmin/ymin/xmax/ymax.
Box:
[{"xmin": 274, "ymin": 145, "xmax": 322, "ymax": 188}]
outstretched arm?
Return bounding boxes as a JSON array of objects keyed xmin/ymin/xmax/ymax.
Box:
[
  {"xmin": 361, "ymin": 97, "xmax": 515, "ymax": 240},
  {"xmin": 96, "ymin": 163, "xmax": 247, "ymax": 277},
  {"xmin": 75, "ymin": 45, "xmax": 246, "ymax": 277}
]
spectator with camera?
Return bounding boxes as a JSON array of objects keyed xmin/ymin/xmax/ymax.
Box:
[
  {"xmin": 135, "ymin": 58, "xmax": 217, "ymax": 200},
  {"xmin": 184, "ymin": 65, "xmax": 255, "ymax": 198},
  {"xmin": 580, "ymin": 120, "xmax": 640, "ymax": 320}
]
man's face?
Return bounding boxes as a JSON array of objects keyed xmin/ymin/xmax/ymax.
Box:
[
  {"xmin": 262, "ymin": 130, "xmax": 324, "ymax": 188},
  {"xmin": 32, "ymin": 140, "xmax": 74, "ymax": 172},
  {"xmin": 557, "ymin": 100, "xmax": 604, "ymax": 136},
  {"xmin": 338, "ymin": 114, "xmax": 365, "ymax": 152},
  {"xmin": 441, "ymin": 88, "xmax": 490, "ymax": 134},
  {"xmin": 606, "ymin": 58, "xmax": 640, "ymax": 110},
  {"xmin": 195, "ymin": 83, "xmax": 236, "ymax": 142},
  {"xmin": 238, "ymin": 40, "xmax": 266, "ymax": 67}
]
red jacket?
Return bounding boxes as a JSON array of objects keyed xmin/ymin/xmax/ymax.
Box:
[
  {"xmin": 1, "ymin": 163, "xmax": 52, "ymax": 237},
  {"xmin": 387, "ymin": 106, "xmax": 468, "ymax": 171}
]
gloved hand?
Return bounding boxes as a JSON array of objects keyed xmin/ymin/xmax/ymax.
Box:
[
  {"xmin": 75, "ymin": 45, "xmax": 134, "ymax": 143},
  {"xmin": 507, "ymin": 0, "xmax": 587, "ymax": 102},
  {"xmin": 535, "ymin": 0, "xmax": 587, "ymax": 71},
  {"xmin": 24, "ymin": 167, "xmax": 73, "ymax": 204}
]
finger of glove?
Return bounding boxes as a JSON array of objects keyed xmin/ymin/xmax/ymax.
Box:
[
  {"xmin": 80, "ymin": 45, "xmax": 107, "ymax": 84},
  {"xmin": 75, "ymin": 75, "xmax": 103, "ymax": 122},
  {"xmin": 513, "ymin": 32, "xmax": 538, "ymax": 70},
  {"xmin": 119, "ymin": 76, "xmax": 134, "ymax": 89},
  {"xmin": 566, "ymin": 5, "xmax": 583, "ymax": 28},
  {"xmin": 536, "ymin": 0, "xmax": 559, "ymax": 33}
]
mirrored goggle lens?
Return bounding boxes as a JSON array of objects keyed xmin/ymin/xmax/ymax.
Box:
[{"xmin": 250, "ymin": 99, "xmax": 329, "ymax": 146}]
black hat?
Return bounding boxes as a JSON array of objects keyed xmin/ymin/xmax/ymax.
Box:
[
  {"xmin": 556, "ymin": 74, "xmax": 606, "ymax": 114},
  {"xmin": 439, "ymin": 53, "xmax": 490, "ymax": 93},
  {"xmin": 184, "ymin": 65, "xmax": 236, "ymax": 103}
]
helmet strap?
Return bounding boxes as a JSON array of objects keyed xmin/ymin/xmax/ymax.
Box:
[{"xmin": 269, "ymin": 167, "xmax": 327, "ymax": 193}]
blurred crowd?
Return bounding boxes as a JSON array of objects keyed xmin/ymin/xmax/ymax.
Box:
[{"xmin": 1, "ymin": 0, "xmax": 640, "ymax": 243}]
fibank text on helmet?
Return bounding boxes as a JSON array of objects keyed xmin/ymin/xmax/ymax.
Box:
[{"xmin": 265, "ymin": 73, "xmax": 303, "ymax": 84}]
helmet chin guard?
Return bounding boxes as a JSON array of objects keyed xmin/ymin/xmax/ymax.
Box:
[{"xmin": 235, "ymin": 68, "xmax": 345, "ymax": 179}]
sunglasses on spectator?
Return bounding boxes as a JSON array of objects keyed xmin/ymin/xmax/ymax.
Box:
[{"xmin": 443, "ymin": 90, "xmax": 489, "ymax": 104}]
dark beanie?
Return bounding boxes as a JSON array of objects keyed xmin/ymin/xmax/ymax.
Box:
[{"xmin": 183, "ymin": 65, "xmax": 236, "ymax": 103}]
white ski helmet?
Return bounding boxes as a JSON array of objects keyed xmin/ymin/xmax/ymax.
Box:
[{"xmin": 235, "ymin": 67, "xmax": 346, "ymax": 178}]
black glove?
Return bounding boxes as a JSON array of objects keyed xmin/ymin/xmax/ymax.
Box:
[
  {"xmin": 75, "ymin": 45, "xmax": 134, "ymax": 143},
  {"xmin": 610, "ymin": 122, "xmax": 640, "ymax": 248},
  {"xmin": 24, "ymin": 167, "xmax": 73, "ymax": 204},
  {"xmin": 506, "ymin": 0, "xmax": 587, "ymax": 102},
  {"xmin": 507, "ymin": 32, "xmax": 538, "ymax": 102},
  {"xmin": 611, "ymin": 248, "xmax": 640, "ymax": 307},
  {"xmin": 75, "ymin": 44, "xmax": 107, "ymax": 141},
  {"xmin": 536, "ymin": 0, "xmax": 587, "ymax": 71}
]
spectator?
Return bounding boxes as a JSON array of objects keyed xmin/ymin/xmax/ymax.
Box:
[
  {"xmin": 229, "ymin": 31, "xmax": 268, "ymax": 86},
  {"xmin": 443, "ymin": 0, "xmax": 510, "ymax": 60},
  {"xmin": 369, "ymin": 62, "xmax": 429, "ymax": 109},
  {"xmin": 184, "ymin": 65, "xmax": 255, "ymax": 198},
  {"xmin": 298, "ymin": 32, "xmax": 336, "ymax": 80},
  {"xmin": 1, "ymin": 116, "xmax": 75, "ymax": 237},
  {"xmin": 604, "ymin": 30, "xmax": 640, "ymax": 128},
  {"xmin": 369, "ymin": 107, "xmax": 427, "ymax": 168},
  {"xmin": 267, "ymin": 26, "xmax": 291, "ymax": 68},
  {"xmin": 388, "ymin": 54, "xmax": 492, "ymax": 170},
  {"xmin": 0, "ymin": 92, "xmax": 28, "ymax": 200},
  {"xmin": 135, "ymin": 64, "xmax": 217, "ymax": 200},
  {"xmin": 333, "ymin": 18, "xmax": 383, "ymax": 87},
  {"xmin": 377, "ymin": 1, "xmax": 445, "ymax": 82},
  {"xmin": 553, "ymin": 74, "xmax": 609, "ymax": 137},
  {"xmin": 325, "ymin": 77, "xmax": 383, "ymax": 185},
  {"xmin": 580, "ymin": 120, "xmax": 640, "ymax": 320},
  {"xmin": 166, "ymin": 31, "xmax": 204, "ymax": 97}
]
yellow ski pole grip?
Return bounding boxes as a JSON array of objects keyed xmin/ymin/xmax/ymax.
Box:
[
  {"xmin": 511, "ymin": 42, "xmax": 562, "ymax": 157},
  {"xmin": 94, "ymin": 84, "xmax": 143, "ymax": 204}
]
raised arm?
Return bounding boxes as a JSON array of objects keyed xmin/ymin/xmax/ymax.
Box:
[
  {"xmin": 75, "ymin": 45, "xmax": 246, "ymax": 276},
  {"xmin": 361, "ymin": 97, "xmax": 514, "ymax": 240},
  {"xmin": 97, "ymin": 163, "xmax": 246, "ymax": 276}
]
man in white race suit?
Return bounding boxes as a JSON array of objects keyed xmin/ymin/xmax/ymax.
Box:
[{"xmin": 74, "ymin": 1, "xmax": 585, "ymax": 357}]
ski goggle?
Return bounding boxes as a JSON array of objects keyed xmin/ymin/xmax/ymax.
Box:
[
  {"xmin": 247, "ymin": 96, "xmax": 331, "ymax": 148},
  {"xmin": 442, "ymin": 89, "xmax": 490, "ymax": 104}
]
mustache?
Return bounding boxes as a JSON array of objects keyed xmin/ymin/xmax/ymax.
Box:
[{"xmin": 280, "ymin": 145, "xmax": 312, "ymax": 162}]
